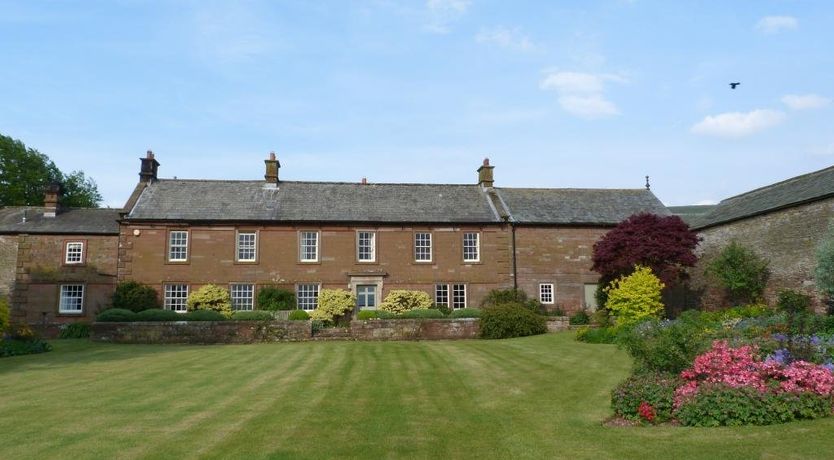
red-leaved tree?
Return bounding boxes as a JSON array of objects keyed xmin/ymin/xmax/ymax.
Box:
[{"xmin": 592, "ymin": 213, "xmax": 699, "ymax": 288}]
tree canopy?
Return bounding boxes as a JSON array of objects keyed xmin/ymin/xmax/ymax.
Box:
[
  {"xmin": 0, "ymin": 134, "xmax": 102, "ymax": 207},
  {"xmin": 592, "ymin": 212, "xmax": 700, "ymax": 287}
]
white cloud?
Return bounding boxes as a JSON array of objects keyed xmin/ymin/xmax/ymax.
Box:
[
  {"xmin": 781, "ymin": 94, "xmax": 831, "ymax": 110},
  {"xmin": 424, "ymin": 0, "xmax": 471, "ymax": 33},
  {"xmin": 756, "ymin": 16, "xmax": 798, "ymax": 34},
  {"xmin": 539, "ymin": 71, "xmax": 626, "ymax": 119},
  {"xmin": 476, "ymin": 26, "xmax": 536, "ymax": 52},
  {"xmin": 691, "ymin": 109, "xmax": 786, "ymax": 138},
  {"xmin": 695, "ymin": 199, "xmax": 718, "ymax": 206}
]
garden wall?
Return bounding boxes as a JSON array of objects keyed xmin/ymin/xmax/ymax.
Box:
[
  {"xmin": 545, "ymin": 317, "xmax": 569, "ymax": 332},
  {"xmin": 350, "ymin": 318, "xmax": 480, "ymax": 340},
  {"xmin": 91, "ymin": 320, "xmax": 311, "ymax": 344}
]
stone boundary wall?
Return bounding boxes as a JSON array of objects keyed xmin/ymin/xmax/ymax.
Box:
[
  {"xmin": 91, "ymin": 320, "xmax": 311, "ymax": 344},
  {"xmin": 350, "ymin": 318, "xmax": 480, "ymax": 340},
  {"xmin": 545, "ymin": 317, "xmax": 570, "ymax": 332}
]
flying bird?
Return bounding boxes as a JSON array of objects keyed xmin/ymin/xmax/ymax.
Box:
[{"xmin": 729, "ymin": 82, "xmax": 741, "ymax": 89}]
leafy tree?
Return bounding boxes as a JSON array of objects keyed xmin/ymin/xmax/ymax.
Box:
[
  {"xmin": 605, "ymin": 265, "xmax": 665, "ymax": 326},
  {"xmin": 815, "ymin": 224, "xmax": 834, "ymax": 313},
  {"xmin": 705, "ymin": 241, "xmax": 770, "ymax": 305},
  {"xmin": 592, "ymin": 213, "xmax": 700, "ymax": 288},
  {"xmin": 0, "ymin": 133, "xmax": 101, "ymax": 207}
]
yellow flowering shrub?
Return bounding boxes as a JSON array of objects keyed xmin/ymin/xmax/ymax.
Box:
[
  {"xmin": 378, "ymin": 290, "xmax": 433, "ymax": 314},
  {"xmin": 310, "ymin": 289, "xmax": 355, "ymax": 323},
  {"xmin": 186, "ymin": 284, "xmax": 233, "ymax": 318},
  {"xmin": 604, "ymin": 265, "xmax": 665, "ymax": 326}
]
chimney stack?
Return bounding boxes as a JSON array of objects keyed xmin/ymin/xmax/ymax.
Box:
[
  {"xmin": 43, "ymin": 182, "xmax": 62, "ymax": 218},
  {"xmin": 361, "ymin": 177, "xmax": 368, "ymax": 185},
  {"xmin": 264, "ymin": 151, "xmax": 280, "ymax": 184},
  {"xmin": 140, "ymin": 150, "xmax": 160, "ymax": 183},
  {"xmin": 477, "ymin": 158, "xmax": 495, "ymax": 188}
]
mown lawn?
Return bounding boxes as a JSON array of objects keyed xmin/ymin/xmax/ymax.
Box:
[{"xmin": 2, "ymin": 333, "xmax": 834, "ymax": 459}]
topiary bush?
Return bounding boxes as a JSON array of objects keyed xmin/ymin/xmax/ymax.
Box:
[
  {"xmin": 231, "ymin": 310, "xmax": 274, "ymax": 321},
  {"xmin": 450, "ymin": 308, "xmax": 481, "ymax": 318},
  {"xmin": 134, "ymin": 308, "xmax": 183, "ymax": 321},
  {"xmin": 288, "ymin": 309, "xmax": 311, "ymax": 321},
  {"xmin": 480, "ymin": 288, "xmax": 541, "ymax": 312},
  {"xmin": 480, "ymin": 303, "xmax": 546, "ymax": 339},
  {"xmin": 706, "ymin": 241, "xmax": 770, "ymax": 305},
  {"xmin": 356, "ymin": 310, "xmax": 379, "ymax": 320},
  {"xmin": 378, "ymin": 290, "xmax": 433, "ymax": 314},
  {"xmin": 605, "ymin": 265, "xmax": 665, "ymax": 327},
  {"xmin": 58, "ymin": 322, "xmax": 90, "ymax": 339},
  {"xmin": 0, "ymin": 297, "xmax": 9, "ymax": 333},
  {"xmin": 399, "ymin": 309, "xmax": 446, "ymax": 319},
  {"xmin": 256, "ymin": 286, "xmax": 296, "ymax": 311},
  {"xmin": 182, "ymin": 309, "xmax": 226, "ymax": 321},
  {"xmin": 611, "ymin": 372, "xmax": 681, "ymax": 423},
  {"xmin": 186, "ymin": 284, "xmax": 233, "ymax": 318},
  {"xmin": 112, "ymin": 281, "xmax": 160, "ymax": 312},
  {"xmin": 310, "ymin": 289, "xmax": 355, "ymax": 323},
  {"xmin": 96, "ymin": 308, "xmax": 138, "ymax": 322}
]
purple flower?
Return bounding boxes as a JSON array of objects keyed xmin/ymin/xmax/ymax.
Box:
[
  {"xmin": 767, "ymin": 348, "xmax": 791, "ymax": 365},
  {"xmin": 823, "ymin": 363, "xmax": 834, "ymax": 373},
  {"xmin": 772, "ymin": 333, "xmax": 787, "ymax": 342}
]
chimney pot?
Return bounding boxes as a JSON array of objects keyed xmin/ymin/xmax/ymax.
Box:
[
  {"xmin": 265, "ymin": 152, "xmax": 281, "ymax": 183},
  {"xmin": 140, "ymin": 150, "xmax": 160, "ymax": 183},
  {"xmin": 483, "ymin": 158, "xmax": 490, "ymax": 166}
]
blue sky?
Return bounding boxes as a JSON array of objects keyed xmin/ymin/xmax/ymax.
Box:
[{"xmin": 1, "ymin": 0, "xmax": 832, "ymax": 208}]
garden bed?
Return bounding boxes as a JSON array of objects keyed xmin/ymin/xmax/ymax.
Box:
[{"xmin": 91, "ymin": 320, "xmax": 311, "ymax": 344}]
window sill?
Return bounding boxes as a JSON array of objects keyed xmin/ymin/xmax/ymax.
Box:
[
  {"xmin": 234, "ymin": 260, "xmax": 259, "ymax": 265},
  {"xmin": 165, "ymin": 261, "xmax": 191, "ymax": 265}
]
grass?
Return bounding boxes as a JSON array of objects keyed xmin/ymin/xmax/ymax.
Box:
[{"xmin": 2, "ymin": 334, "xmax": 834, "ymax": 459}]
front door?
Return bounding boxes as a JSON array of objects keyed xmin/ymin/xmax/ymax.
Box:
[{"xmin": 357, "ymin": 284, "xmax": 377, "ymax": 310}]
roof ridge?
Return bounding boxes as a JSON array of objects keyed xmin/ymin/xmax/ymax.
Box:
[
  {"xmin": 719, "ymin": 164, "xmax": 834, "ymax": 203},
  {"xmin": 156, "ymin": 178, "xmax": 477, "ymax": 187},
  {"xmin": 497, "ymin": 187, "xmax": 650, "ymax": 192}
]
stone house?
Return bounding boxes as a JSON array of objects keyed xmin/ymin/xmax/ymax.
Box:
[
  {"xmin": 0, "ymin": 152, "xmax": 668, "ymax": 324},
  {"xmin": 687, "ymin": 165, "xmax": 834, "ymax": 310},
  {"xmin": 0, "ymin": 184, "xmax": 121, "ymax": 325}
]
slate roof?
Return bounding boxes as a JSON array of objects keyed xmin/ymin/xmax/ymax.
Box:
[
  {"xmin": 0, "ymin": 207, "xmax": 121, "ymax": 235},
  {"xmin": 495, "ymin": 188, "xmax": 670, "ymax": 225},
  {"xmin": 692, "ymin": 165, "xmax": 834, "ymax": 229},
  {"xmin": 127, "ymin": 180, "xmax": 502, "ymax": 223},
  {"xmin": 668, "ymin": 205, "xmax": 716, "ymax": 226}
]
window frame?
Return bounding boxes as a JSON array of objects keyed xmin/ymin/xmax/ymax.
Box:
[
  {"xmin": 296, "ymin": 283, "xmax": 320, "ymax": 311},
  {"xmin": 235, "ymin": 230, "xmax": 258, "ymax": 263},
  {"xmin": 298, "ymin": 231, "xmax": 320, "ymax": 263},
  {"xmin": 356, "ymin": 231, "xmax": 376, "ymax": 263},
  {"xmin": 414, "ymin": 232, "xmax": 432, "ymax": 263},
  {"xmin": 451, "ymin": 284, "xmax": 467, "ymax": 309},
  {"xmin": 64, "ymin": 241, "xmax": 85, "ymax": 265},
  {"xmin": 58, "ymin": 284, "xmax": 85, "ymax": 314},
  {"xmin": 167, "ymin": 230, "xmax": 189, "ymax": 263},
  {"xmin": 434, "ymin": 284, "xmax": 449, "ymax": 308},
  {"xmin": 462, "ymin": 232, "xmax": 480, "ymax": 263},
  {"xmin": 163, "ymin": 283, "xmax": 189, "ymax": 313},
  {"xmin": 539, "ymin": 283, "xmax": 555, "ymax": 305},
  {"xmin": 356, "ymin": 284, "xmax": 377, "ymax": 309},
  {"xmin": 230, "ymin": 283, "xmax": 255, "ymax": 311}
]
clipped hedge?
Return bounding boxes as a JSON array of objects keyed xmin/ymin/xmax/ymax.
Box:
[
  {"xmin": 288, "ymin": 310, "xmax": 311, "ymax": 321},
  {"xmin": 450, "ymin": 308, "xmax": 481, "ymax": 318},
  {"xmin": 134, "ymin": 308, "xmax": 183, "ymax": 322},
  {"xmin": 357, "ymin": 310, "xmax": 379, "ymax": 320},
  {"xmin": 399, "ymin": 309, "xmax": 446, "ymax": 319},
  {"xmin": 231, "ymin": 310, "xmax": 274, "ymax": 321},
  {"xmin": 182, "ymin": 310, "xmax": 227, "ymax": 321},
  {"xmin": 480, "ymin": 303, "xmax": 546, "ymax": 339},
  {"xmin": 96, "ymin": 308, "xmax": 138, "ymax": 322}
]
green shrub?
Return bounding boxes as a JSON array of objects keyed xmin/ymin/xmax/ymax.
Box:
[
  {"xmin": 96, "ymin": 308, "xmax": 138, "ymax": 322},
  {"xmin": 112, "ymin": 281, "xmax": 160, "ymax": 312},
  {"xmin": 591, "ymin": 308, "xmax": 612, "ymax": 327},
  {"xmin": 433, "ymin": 303, "xmax": 451, "ymax": 316},
  {"xmin": 675, "ymin": 384, "xmax": 833, "ymax": 427},
  {"xmin": 450, "ymin": 308, "xmax": 481, "ymax": 318},
  {"xmin": 575, "ymin": 326, "xmax": 618, "ymax": 344},
  {"xmin": 187, "ymin": 284, "xmax": 233, "ymax": 317},
  {"xmin": 0, "ymin": 297, "xmax": 10, "ymax": 333},
  {"xmin": 0, "ymin": 338, "xmax": 52, "ymax": 357},
  {"xmin": 310, "ymin": 289, "xmax": 355, "ymax": 323},
  {"xmin": 777, "ymin": 289, "xmax": 812, "ymax": 314},
  {"xmin": 611, "ymin": 372, "xmax": 681, "ymax": 423},
  {"xmin": 256, "ymin": 286, "xmax": 296, "ymax": 311},
  {"xmin": 815, "ymin": 224, "xmax": 834, "ymax": 313},
  {"xmin": 134, "ymin": 308, "xmax": 182, "ymax": 321},
  {"xmin": 231, "ymin": 310, "xmax": 274, "ymax": 321},
  {"xmin": 480, "ymin": 303, "xmax": 546, "ymax": 339},
  {"xmin": 706, "ymin": 241, "xmax": 770, "ymax": 305},
  {"xmin": 356, "ymin": 310, "xmax": 379, "ymax": 320},
  {"xmin": 182, "ymin": 310, "xmax": 226, "ymax": 321},
  {"xmin": 378, "ymin": 290, "xmax": 433, "ymax": 314},
  {"xmin": 570, "ymin": 311, "xmax": 590, "ymax": 325},
  {"xmin": 481, "ymin": 289, "xmax": 541, "ymax": 312},
  {"xmin": 376, "ymin": 310, "xmax": 398, "ymax": 319},
  {"xmin": 399, "ymin": 309, "xmax": 446, "ymax": 319},
  {"xmin": 58, "ymin": 322, "xmax": 90, "ymax": 339},
  {"xmin": 311, "ymin": 320, "xmax": 325, "ymax": 333},
  {"xmin": 605, "ymin": 265, "xmax": 665, "ymax": 327},
  {"xmin": 617, "ymin": 312, "xmax": 712, "ymax": 374},
  {"xmin": 288, "ymin": 309, "xmax": 311, "ymax": 321}
]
